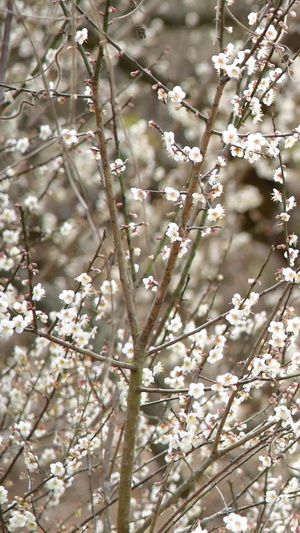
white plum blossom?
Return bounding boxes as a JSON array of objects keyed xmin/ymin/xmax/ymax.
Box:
[
  {"xmin": 0, "ymin": 318, "xmax": 14, "ymax": 337},
  {"xmin": 75, "ymin": 28, "xmax": 88, "ymax": 45},
  {"xmin": 84, "ymin": 85, "xmax": 93, "ymax": 102},
  {"xmin": 166, "ymin": 222, "xmax": 182, "ymax": 243},
  {"xmin": 231, "ymin": 143, "xmax": 244, "ymax": 157},
  {"xmin": 281, "ymin": 267, "xmax": 295, "ymax": 282},
  {"xmin": 87, "ymin": 146, "xmax": 101, "ymax": 160},
  {"xmin": 131, "ymin": 188, "xmax": 147, "ymax": 201},
  {"xmin": 16, "ymin": 137, "xmax": 29, "ymax": 153},
  {"xmin": 32, "ymin": 283, "xmax": 46, "ymax": 301},
  {"xmin": 142, "ymin": 367, "xmax": 154, "ymax": 386},
  {"xmin": 0, "ymin": 486, "xmax": 8, "ymax": 504},
  {"xmin": 225, "ymin": 63, "xmax": 242, "ymax": 79},
  {"xmin": 46, "ymin": 476, "xmax": 65, "ymax": 496},
  {"xmin": 101, "ymin": 280, "xmax": 118, "ymax": 295},
  {"xmin": 271, "ymin": 188, "xmax": 282, "ymax": 203},
  {"xmin": 75, "ymin": 273, "xmax": 92, "ymax": 286},
  {"xmin": 122, "ymin": 342, "xmax": 134, "ymax": 359},
  {"xmin": 259, "ymin": 454, "xmax": 272, "ymax": 468},
  {"xmin": 59, "ymin": 290, "xmax": 75, "ymax": 304},
  {"xmin": 189, "ymin": 147, "xmax": 203, "ymax": 163},
  {"xmin": 286, "ymin": 196, "xmax": 296, "ymax": 212},
  {"xmin": 226, "ymin": 308, "xmax": 245, "ymax": 326},
  {"xmin": 39, "ymin": 124, "xmax": 52, "ymax": 140},
  {"xmin": 61, "ymin": 129, "xmax": 78, "ymax": 146},
  {"xmin": 251, "ymin": 356, "xmax": 267, "ymax": 376},
  {"xmin": 207, "ymin": 204, "xmax": 225, "ymax": 222},
  {"xmin": 167, "ymin": 315, "xmax": 182, "ymax": 332},
  {"xmin": 222, "ymin": 124, "xmax": 239, "ymax": 145},
  {"xmin": 224, "ymin": 512, "xmax": 248, "ymax": 532},
  {"xmin": 12, "ymin": 315, "xmax": 28, "ymax": 334},
  {"xmin": 188, "ymin": 382, "xmax": 205, "ymax": 399},
  {"xmin": 164, "ymin": 187, "xmax": 180, "ymax": 202},
  {"xmin": 286, "ymin": 316, "xmax": 300, "ymax": 336},
  {"xmin": 163, "ymin": 131, "xmax": 175, "ymax": 147},
  {"xmin": 157, "ymin": 88, "xmax": 168, "ymax": 102},
  {"xmin": 50, "ymin": 462, "xmax": 65, "ymax": 477},
  {"xmin": 212, "ymin": 52, "xmax": 227, "ymax": 72},
  {"xmin": 8, "ymin": 510, "xmax": 28, "ymax": 530},
  {"xmin": 274, "ymin": 405, "xmax": 292, "ymax": 426},
  {"xmin": 193, "ymin": 526, "xmax": 207, "ymax": 533},
  {"xmin": 284, "ymin": 247, "xmax": 299, "ymax": 266},
  {"xmin": 14, "ymin": 420, "xmax": 32, "ymax": 438},
  {"xmin": 143, "ymin": 276, "xmax": 158, "ymax": 292},
  {"xmin": 265, "ymin": 24, "xmax": 277, "ymax": 41},
  {"xmin": 248, "ymin": 12, "xmax": 258, "ymax": 25},
  {"xmin": 246, "ymin": 132, "xmax": 266, "ymax": 152},
  {"xmin": 168, "ymin": 85, "xmax": 186, "ymax": 103},
  {"xmin": 273, "ymin": 167, "xmax": 286, "ymax": 184},
  {"xmin": 110, "ymin": 158, "xmax": 126, "ymax": 175},
  {"xmin": 215, "ymin": 372, "xmax": 238, "ymax": 387},
  {"xmin": 24, "ymin": 195, "xmax": 39, "ymax": 212},
  {"xmin": 161, "ymin": 245, "xmax": 170, "ymax": 261},
  {"xmin": 179, "ymin": 238, "xmax": 191, "ymax": 257}
]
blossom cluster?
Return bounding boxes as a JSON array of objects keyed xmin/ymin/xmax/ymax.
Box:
[{"xmin": 1, "ymin": 1, "xmax": 300, "ymax": 532}]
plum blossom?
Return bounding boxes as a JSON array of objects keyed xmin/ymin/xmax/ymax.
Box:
[
  {"xmin": 110, "ymin": 158, "xmax": 126, "ymax": 175},
  {"xmin": 281, "ymin": 267, "xmax": 295, "ymax": 282},
  {"xmin": 24, "ymin": 195, "xmax": 39, "ymax": 213},
  {"xmin": 207, "ymin": 204, "xmax": 225, "ymax": 222},
  {"xmin": 59, "ymin": 290, "xmax": 75, "ymax": 304},
  {"xmin": 75, "ymin": 273, "xmax": 92, "ymax": 286},
  {"xmin": 286, "ymin": 196, "xmax": 296, "ymax": 211},
  {"xmin": 225, "ymin": 63, "xmax": 242, "ymax": 79},
  {"xmin": 189, "ymin": 147, "xmax": 203, "ymax": 163},
  {"xmin": 284, "ymin": 248, "xmax": 299, "ymax": 266},
  {"xmin": 143, "ymin": 276, "xmax": 158, "ymax": 292},
  {"xmin": 75, "ymin": 28, "xmax": 88, "ymax": 45},
  {"xmin": 246, "ymin": 132, "xmax": 266, "ymax": 152},
  {"xmin": 193, "ymin": 526, "xmax": 207, "ymax": 533},
  {"xmin": 248, "ymin": 12, "xmax": 258, "ymax": 25},
  {"xmin": 215, "ymin": 372, "xmax": 238, "ymax": 387},
  {"xmin": 163, "ymin": 131, "xmax": 175, "ymax": 147},
  {"xmin": 222, "ymin": 124, "xmax": 239, "ymax": 144},
  {"xmin": 39, "ymin": 124, "xmax": 52, "ymax": 140},
  {"xmin": 179, "ymin": 238, "xmax": 191, "ymax": 257},
  {"xmin": 265, "ymin": 24, "xmax": 277, "ymax": 41},
  {"xmin": 8, "ymin": 510, "xmax": 28, "ymax": 530},
  {"xmin": 164, "ymin": 187, "xmax": 180, "ymax": 202},
  {"xmin": 122, "ymin": 342, "xmax": 134, "ymax": 359},
  {"xmin": 168, "ymin": 85, "xmax": 186, "ymax": 103},
  {"xmin": 167, "ymin": 315, "xmax": 182, "ymax": 332},
  {"xmin": 131, "ymin": 188, "xmax": 147, "ymax": 201},
  {"xmin": 274, "ymin": 405, "xmax": 292, "ymax": 426},
  {"xmin": 12, "ymin": 315, "xmax": 28, "ymax": 333},
  {"xmin": 212, "ymin": 52, "xmax": 227, "ymax": 72},
  {"xmin": 32, "ymin": 283, "xmax": 46, "ymax": 301},
  {"xmin": 50, "ymin": 462, "xmax": 65, "ymax": 477},
  {"xmin": 188, "ymin": 382, "xmax": 205, "ymax": 399},
  {"xmin": 0, "ymin": 486, "xmax": 8, "ymax": 504},
  {"xmin": 273, "ymin": 167, "xmax": 286, "ymax": 183},
  {"xmin": 166, "ymin": 222, "xmax": 182, "ymax": 242},
  {"xmin": 157, "ymin": 88, "xmax": 168, "ymax": 103},
  {"xmin": 0, "ymin": 318, "xmax": 14, "ymax": 337},
  {"xmin": 271, "ymin": 188, "xmax": 282, "ymax": 203},
  {"xmin": 16, "ymin": 137, "xmax": 29, "ymax": 153},
  {"xmin": 224, "ymin": 512, "xmax": 248, "ymax": 532},
  {"xmin": 61, "ymin": 129, "xmax": 78, "ymax": 146},
  {"xmin": 87, "ymin": 146, "xmax": 101, "ymax": 160}
]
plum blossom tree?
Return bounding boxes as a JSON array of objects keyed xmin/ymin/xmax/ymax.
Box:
[{"xmin": 1, "ymin": 0, "xmax": 300, "ymax": 532}]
